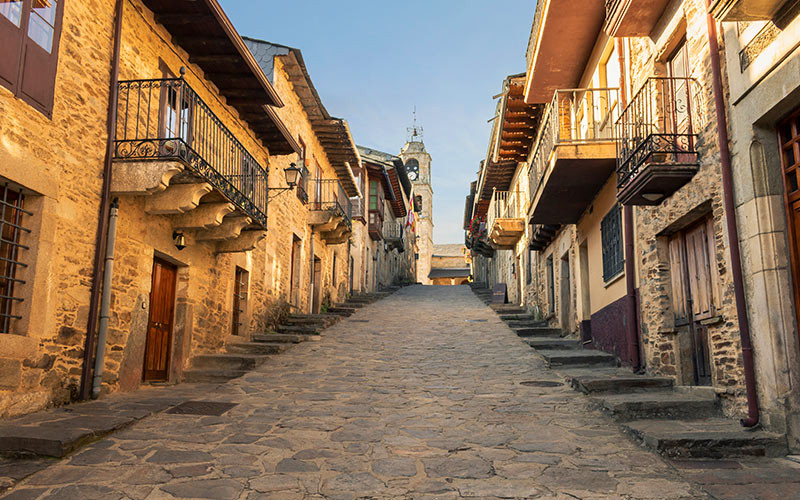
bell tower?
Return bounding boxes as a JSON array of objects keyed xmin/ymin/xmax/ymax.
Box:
[{"xmin": 400, "ymin": 112, "xmax": 434, "ymax": 284}]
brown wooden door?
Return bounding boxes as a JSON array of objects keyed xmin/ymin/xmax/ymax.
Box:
[
  {"xmin": 232, "ymin": 267, "xmax": 247, "ymax": 337},
  {"xmin": 312, "ymin": 257, "xmax": 321, "ymax": 314},
  {"xmin": 779, "ymin": 109, "xmax": 800, "ymax": 342},
  {"xmin": 143, "ymin": 258, "xmax": 177, "ymax": 381}
]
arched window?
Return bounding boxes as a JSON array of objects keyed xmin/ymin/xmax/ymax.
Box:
[{"xmin": 414, "ymin": 195, "xmax": 423, "ymax": 213}]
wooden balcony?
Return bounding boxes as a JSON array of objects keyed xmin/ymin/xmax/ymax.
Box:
[
  {"xmin": 616, "ymin": 77, "xmax": 700, "ymax": 206},
  {"xmin": 383, "ymin": 221, "xmax": 404, "ymax": 251},
  {"xmin": 111, "ymin": 78, "xmax": 268, "ymax": 253},
  {"xmin": 350, "ymin": 196, "xmax": 365, "ymax": 224},
  {"xmin": 528, "ymin": 88, "xmax": 620, "ymax": 225},
  {"xmin": 710, "ymin": 0, "xmax": 793, "ymax": 21},
  {"xmin": 308, "ymin": 179, "xmax": 352, "ymax": 244},
  {"xmin": 530, "ymin": 224, "xmax": 561, "ymax": 252},
  {"xmin": 604, "ymin": 0, "xmax": 671, "ymax": 37},
  {"xmin": 487, "ymin": 190, "xmax": 525, "ymax": 250},
  {"xmin": 368, "ymin": 210, "xmax": 383, "ymax": 241},
  {"xmin": 524, "ymin": 0, "xmax": 607, "ymax": 104}
]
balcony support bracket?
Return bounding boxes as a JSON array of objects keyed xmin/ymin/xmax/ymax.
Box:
[
  {"xmin": 145, "ymin": 182, "xmax": 212, "ymax": 215},
  {"xmin": 110, "ymin": 161, "xmax": 183, "ymax": 195}
]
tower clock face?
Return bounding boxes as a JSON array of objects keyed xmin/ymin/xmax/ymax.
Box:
[{"xmin": 406, "ymin": 160, "xmax": 420, "ymax": 181}]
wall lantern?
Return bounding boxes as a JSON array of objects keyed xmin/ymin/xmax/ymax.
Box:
[
  {"xmin": 268, "ymin": 163, "xmax": 303, "ymax": 201},
  {"xmin": 173, "ymin": 231, "xmax": 187, "ymax": 251}
]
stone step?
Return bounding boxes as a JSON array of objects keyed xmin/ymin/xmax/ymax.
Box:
[
  {"xmin": 525, "ymin": 338, "xmax": 581, "ymax": 350},
  {"xmin": 499, "ymin": 313, "xmax": 542, "ymax": 323},
  {"xmin": 514, "ymin": 327, "xmax": 563, "ymax": 338},
  {"xmin": 538, "ymin": 349, "xmax": 617, "ymax": 367},
  {"xmin": 252, "ymin": 332, "xmax": 315, "ymax": 343},
  {"xmin": 621, "ymin": 418, "xmax": 788, "ymax": 458},
  {"xmin": 190, "ymin": 353, "xmax": 269, "ymax": 371},
  {"xmin": 507, "ymin": 320, "xmax": 551, "ymax": 329},
  {"xmin": 326, "ymin": 307, "xmax": 356, "ymax": 316},
  {"xmin": 284, "ymin": 316, "xmax": 334, "ymax": 327},
  {"xmin": 276, "ymin": 324, "xmax": 322, "ymax": 335},
  {"xmin": 339, "ymin": 302, "xmax": 367, "ymax": 309},
  {"xmin": 568, "ymin": 373, "xmax": 675, "ymax": 394},
  {"xmin": 491, "ymin": 304, "xmax": 524, "ymax": 313},
  {"xmin": 592, "ymin": 390, "xmax": 720, "ymax": 421},
  {"xmin": 182, "ymin": 369, "xmax": 249, "ymax": 384},
  {"xmin": 226, "ymin": 342, "xmax": 289, "ymax": 355}
]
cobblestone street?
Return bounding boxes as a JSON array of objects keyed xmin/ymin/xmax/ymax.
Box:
[{"xmin": 3, "ymin": 285, "xmax": 800, "ymax": 500}]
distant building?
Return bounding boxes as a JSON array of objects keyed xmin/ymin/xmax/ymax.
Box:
[{"xmin": 429, "ymin": 244, "xmax": 470, "ymax": 285}]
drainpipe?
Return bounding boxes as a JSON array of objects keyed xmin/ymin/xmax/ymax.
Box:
[
  {"xmin": 79, "ymin": 0, "xmax": 124, "ymax": 401},
  {"xmin": 704, "ymin": 2, "xmax": 760, "ymax": 427},
  {"xmin": 308, "ymin": 229, "xmax": 315, "ymax": 313},
  {"xmin": 91, "ymin": 198, "xmax": 119, "ymax": 399},
  {"xmin": 617, "ymin": 38, "xmax": 641, "ymax": 371}
]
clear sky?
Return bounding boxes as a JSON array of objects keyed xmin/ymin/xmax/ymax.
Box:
[{"xmin": 219, "ymin": 0, "xmax": 535, "ymax": 244}]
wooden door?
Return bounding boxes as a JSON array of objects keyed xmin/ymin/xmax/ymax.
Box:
[
  {"xmin": 779, "ymin": 109, "xmax": 800, "ymax": 340},
  {"xmin": 143, "ymin": 259, "xmax": 177, "ymax": 382},
  {"xmin": 312, "ymin": 257, "xmax": 321, "ymax": 314},
  {"xmin": 232, "ymin": 267, "xmax": 247, "ymax": 336}
]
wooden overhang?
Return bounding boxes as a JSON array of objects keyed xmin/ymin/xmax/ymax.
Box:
[
  {"xmin": 710, "ymin": 0, "xmax": 795, "ymax": 21},
  {"xmin": 604, "ymin": 0, "xmax": 671, "ymax": 37},
  {"xmin": 476, "ymin": 160, "xmax": 518, "ymax": 216},
  {"xmin": 494, "ymin": 75, "xmax": 543, "ymax": 164},
  {"xmin": 523, "ymin": 0, "xmax": 607, "ymax": 104},
  {"xmin": 464, "ymin": 181, "xmax": 477, "ymax": 230},
  {"xmin": 364, "ymin": 161, "xmax": 395, "ymax": 202},
  {"xmin": 243, "ymin": 37, "xmax": 361, "ymax": 197},
  {"xmin": 385, "ymin": 163, "xmax": 409, "ymax": 219},
  {"xmin": 141, "ymin": 0, "xmax": 299, "ymax": 155}
]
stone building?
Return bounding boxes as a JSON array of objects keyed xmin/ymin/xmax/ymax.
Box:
[
  {"xmin": 465, "ymin": 0, "xmax": 800, "ymax": 448},
  {"xmin": 401, "ymin": 132, "xmax": 434, "ymax": 284},
  {"xmin": 429, "ymin": 244, "xmax": 470, "ymax": 286},
  {"xmin": 0, "ymin": 0, "xmax": 365, "ymax": 417},
  {"xmin": 358, "ymin": 146, "xmax": 416, "ymax": 289}
]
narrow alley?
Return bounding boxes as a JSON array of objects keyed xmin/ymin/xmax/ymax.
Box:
[{"xmin": 2, "ymin": 286, "xmax": 799, "ymax": 500}]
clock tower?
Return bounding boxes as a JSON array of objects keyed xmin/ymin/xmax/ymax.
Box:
[{"xmin": 400, "ymin": 121, "xmax": 434, "ymax": 285}]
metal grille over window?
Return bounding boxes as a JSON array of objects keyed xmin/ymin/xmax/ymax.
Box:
[
  {"xmin": 0, "ymin": 184, "xmax": 31, "ymax": 333},
  {"xmin": 601, "ymin": 204, "xmax": 624, "ymax": 282}
]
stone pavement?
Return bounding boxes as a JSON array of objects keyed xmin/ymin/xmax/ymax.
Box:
[{"xmin": 2, "ymin": 285, "xmax": 800, "ymax": 499}]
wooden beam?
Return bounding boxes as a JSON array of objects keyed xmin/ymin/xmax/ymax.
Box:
[{"xmin": 155, "ymin": 13, "xmax": 210, "ymax": 25}]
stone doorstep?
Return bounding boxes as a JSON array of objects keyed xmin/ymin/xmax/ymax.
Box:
[
  {"xmin": 514, "ymin": 327, "xmax": 563, "ymax": 338},
  {"xmin": 225, "ymin": 342, "xmax": 289, "ymax": 355},
  {"xmin": 251, "ymin": 333, "xmax": 317, "ymax": 343},
  {"xmin": 326, "ymin": 307, "xmax": 356, "ymax": 316},
  {"xmin": 525, "ymin": 338, "xmax": 581, "ymax": 350},
  {"xmin": 181, "ymin": 369, "xmax": 249, "ymax": 384},
  {"xmin": 506, "ymin": 320, "xmax": 552, "ymax": 329},
  {"xmin": 275, "ymin": 325, "xmax": 322, "ymax": 335},
  {"xmin": 590, "ymin": 390, "xmax": 722, "ymax": 421},
  {"xmin": 537, "ymin": 349, "xmax": 617, "ymax": 367},
  {"xmin": 499, "ymin": 314, "xmax": 543, "ymax": 323},
  {"xmin": 567, "ymin": 373, "xmax": 675, "ymax": 394},
  {"xmin": 190, "ymin": 353, "xmax": 270, "ymax": 371},
  {"xmin": 621, "ymin": 418, "xmax": 789, "ymax": 459}
]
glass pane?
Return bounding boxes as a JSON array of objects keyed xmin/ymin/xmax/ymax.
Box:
[
  {"xmin": 0, "ymin": 1, "xmax": 22, "ymax": 26},
  {"xmin": 780, "ymin": 121, "xmax": 794, "ymax": 144},
  {"xmin": 27, "ymin": 13, "xmax": 54, "ymax": 53},
  {"xmin": 788, "ymin": 171, "xmax": 799, "ymax": 193},
  {"xmin": 32, "ymin": 0, "xmax": 55, "ymax": 23},
  {"xmin": 786, "ymin": 145, "xmax": 797, "ymax": 168}
]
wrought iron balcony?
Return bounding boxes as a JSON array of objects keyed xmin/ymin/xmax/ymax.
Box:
[
  {"xmin": 615, "ymin": 77, "xmax": 700, "ymax": 206},
  {"xmin": 528, "ymin": 88, "xmax": 620, "ymax": 224},
  {"xmin": 487, "ymin": 190, "xmax": 525, "ymax": 249},
  {"xmin": 308, "ymin": 179, "xmax": 352, "ymax": 226},
  {"xmin": 113, "ymin": 78, "xmax": 268, "ymax": 227}
]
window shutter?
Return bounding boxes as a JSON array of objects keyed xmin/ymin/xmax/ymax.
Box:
[
  {"xmin": 0, "ymin": 0, "xmax": 27, "ymax": 93},
  {"xmin": 668, "ymin": 235, "xmax": 687, "ymax": 322},
  {"xmin": 18, "ymin": 0, "xmax": 63, "ymax": 117}
]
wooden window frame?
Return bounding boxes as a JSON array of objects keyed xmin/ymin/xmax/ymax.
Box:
[
  {"xmin": 601, "ymin": 204, "xmax": 624, "ymax": 282},
  {"xmin": 546, "ymin": 255, "xmax": 555, "ymax": 314},
  {"xmin": 668, "ymin": 216, "xmax": 721, "ymax": 324},
  {"xmin": 0, "ymin": 0, "xmax": 64, "ymax": 118},
  {"xmin": 778, "ymin": 107, "xmax": 800, "ymax": 335}
]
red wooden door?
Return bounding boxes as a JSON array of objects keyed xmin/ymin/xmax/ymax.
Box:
[{"xmin": 143, "ymin": 259, "xmax": 177, "ymax": 381}]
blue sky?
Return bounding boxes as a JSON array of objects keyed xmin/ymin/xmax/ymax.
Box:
[{"xmin": 220, "ymin": 0, "xmax": 535, "ymax": 243}]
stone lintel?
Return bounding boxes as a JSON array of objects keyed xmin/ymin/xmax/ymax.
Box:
[
  {"xmin": 196, "ymin": 216, "xmax": 252, "ymax": 241},
  {"xmin": 172, "ymin": 203, "xmax": 235, "ymax": 230},
  {"xmin": 145, "ymin": 182, "xmax": 213, "ymax": 215},
  {"xmin": 215, "ymin": 230, "xmax": 267, "ymax": 254},
  {"xmin": 111, "ymin": 161, "xmax": 183, "ymax": 195}
]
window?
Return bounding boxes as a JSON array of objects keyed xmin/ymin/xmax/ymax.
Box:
[
  {"xmin": 668, "ymin": 217, "xmax": 720, "ymax": 322},
  {"xmin": 296, "ymin": 138, "xmax": 309, "ymax": 203},
  {"xmin": 0, "ymin": 184, "xmax": 30, "ymax": 334},
  {"xmin": 779, "ymin": 109, "xmax": 799, "ymax": 197},
  {"xmin": 369, "ymin": 181, "xmax": 378, "ymax": 210},
  {"xmin": 414, "ymin": 195, "xmax": 423, "ymax": 214},
  {"xmin": 527, "ymin": 249, "xmax": 533, "ymax": 285},
  {"xmin": 601, "ymin": 204, "xmax": 624, "ymax": 281},
  {"xmin": 0, "ymin": 0, "xmax": 64, "ymax": 117},
  {"xmin": 332, "ymin": 253, "xmax": 337, "ymax": 286}
]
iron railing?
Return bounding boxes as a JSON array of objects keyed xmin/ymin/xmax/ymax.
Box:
[
  {"xmin": 308, "ymin": 178, "xmax": 352, "ymax": 227},
  {"xmin": 114, "ymin": 78, "xmax": 268, "ymax": 227},
  {"xmin": 383, "ymin": 220, "xmax": 402, "ymax": 241},
  {"xmin": 616, "ymin": 76, "xmax": 700, "ymax": 188},
  {"xmin": 0, "ymin": 184, "xmax": 30, "ymax": 334},
  {"xmin": 528, "ymin": 88, "xmax": 620, "ymax": 203}
]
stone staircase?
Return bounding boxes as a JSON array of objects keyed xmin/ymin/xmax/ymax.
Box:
[
  {"xmin": 473, "ymin": 285, "xmax": 789, "ymax": 459},
  {"xmin": 183, "ymin": 289, "xmax": 397, "ymax": 383}
]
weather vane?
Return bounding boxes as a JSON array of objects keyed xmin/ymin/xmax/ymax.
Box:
[{"xmin": 406, "ymin": 106, "xmax": 424, "ymax": 143}]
